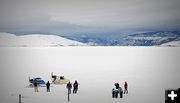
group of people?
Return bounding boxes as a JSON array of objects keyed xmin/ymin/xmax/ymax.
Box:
[
  {"xmin": 33, "ymin": 80, "xmax": 79, "ymax": 94},
  {"xmin": 112, "ymin": 81, "xmax": 128, "ymax": 98},
  {"xmin": 66, "ymin": 80, "xmax": 79, "ymax": 94},
  {"xmin": 33, "ymin": 80, "xmax": 128, "ymax": 99},
  {"xmin": 33, "ymin": 81, "xmax": 51, "ymax": 92}
]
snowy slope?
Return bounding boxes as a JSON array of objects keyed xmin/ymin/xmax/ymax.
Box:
[
  {"xmin": 160, "ymin": 40, "xmax": 180, "ymax": 47},
  {"xmin": 0, "ymin": 32, "xmax": 87, "ymax": 46}
]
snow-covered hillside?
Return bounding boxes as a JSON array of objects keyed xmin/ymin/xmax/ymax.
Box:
[
  {"xmin": 160, "ymin": 40, "xmax": 180, "ymax": 47},
  {"xmin": 0, "ymin": 32, "xmax": 86, "ymax": 46},
  {"xmin": 64, "ymin": 31, "xmax": 180, "ymax": 46}
]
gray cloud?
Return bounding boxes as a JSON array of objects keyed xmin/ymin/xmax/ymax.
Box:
[{"xmin": 0, "ymin": 0, "xmax": 180, "ymax": 35}]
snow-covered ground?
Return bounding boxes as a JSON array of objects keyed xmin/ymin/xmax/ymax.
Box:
[
  {"xmin": 0, "ymin": 47, "xmax": 180, "ymax": 103},
  {"xmin": 0, "ymin": 32, "xmax": 86, "ymax": 46},
  {"xmin": 161, "ymin": 40, "xmax": 180, "ymax": 47}
]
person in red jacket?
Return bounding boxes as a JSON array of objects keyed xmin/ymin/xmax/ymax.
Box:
[{"xmin": 124, "ymin": 81, "xmax": 128, "ymax": 94}]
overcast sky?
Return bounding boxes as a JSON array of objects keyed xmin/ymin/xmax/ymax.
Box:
[{"xmin": 0, "ymin": 0, "xmax": 180, "ymax": 35}]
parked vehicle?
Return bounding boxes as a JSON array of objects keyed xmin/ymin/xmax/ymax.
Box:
[
  {"xmin": 51, "ymin": 72, "xmax": 70, "ymax": 85},
  {"xmin": 28, "ymin": 77, "xmax": 46, "ymax": 87}
]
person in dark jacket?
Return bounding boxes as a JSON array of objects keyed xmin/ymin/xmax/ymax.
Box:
[
  {"xmin": 118, "ymin": 86, "xmax": 123, "ymax": 98},
  {"xmin": 66, "ymin": 82, "xmax": 72, "ymax": 94},
  {"xmin": 46, "ymin": 81, "xmax": 50, "ymax": 92},
  {"xmin": 73, "ymin": 80, "xmax": 78, "ymax": 94},
  {"xmin": 124, "ymin": 81, "xmax": 128, "ymax": 94}
]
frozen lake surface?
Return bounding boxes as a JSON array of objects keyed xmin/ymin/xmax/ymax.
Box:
[{"xmin": 0, "ymin": 47, "xmax": 180, "ymax": 103}]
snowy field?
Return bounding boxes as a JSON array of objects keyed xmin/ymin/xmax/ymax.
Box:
[{"xmin": 0, "ymin": 47, "xmax": 180, "ymax": 103}]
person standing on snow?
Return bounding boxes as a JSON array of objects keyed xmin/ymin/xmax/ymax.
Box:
[
  {"xmin": 66, "ymin": 81, "xmax": 72, "ymax": 94},
  {"xmin": 46, "ymin": 81, "xmax": 50, "ymax": 92},
  {"xmin": 34, "ymin": 81, "xmax": 38, "ymax": 92},
  {"xmin": 124, "ymin": 81, "xmax": 128, "ymax": 94},
  {"xmin": 112, "ymin": 88, "xmax": 119, "ymax": 98},
  {"xmin": 118, "ymin": 86, "xmax": 123, "ymax": 98},
  {"xmin": 73, "ymin": 80, "xmax": 79, "ymax": 94}
]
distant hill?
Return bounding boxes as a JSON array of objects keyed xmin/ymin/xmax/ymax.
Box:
[
  {"xmin": 160, "ymin": 40, "xmax": 180, "ymax": 47},
  {"xmin": 63, "ymin": 31, "xmax": 180, "ymax": 46},
  {"xmin": 0, "ymin": 32, "xmax": 86, "ymax": 47},
  {"xmin": 1, "ymin": 31, "xmax": 180, "ymax": 46}
]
